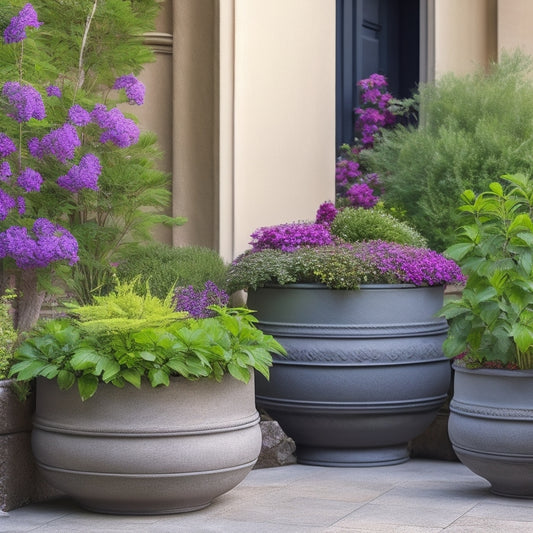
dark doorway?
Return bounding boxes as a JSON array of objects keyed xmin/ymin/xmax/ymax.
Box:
[{"xmin": 336, "ymin": 0, "xmax": 420, "ymax": 148}]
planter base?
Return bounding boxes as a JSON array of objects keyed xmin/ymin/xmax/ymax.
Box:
[
  {"xmin": 295, "ymin": 445, "xmax": 409, "ymax": 467},
  {"xmin": 453, "ymin": 446, "xmax": 533, "ymax": 499},
  {"xmin": 38, "ymin": 460, "xmax": 257, "ymax": 515}
]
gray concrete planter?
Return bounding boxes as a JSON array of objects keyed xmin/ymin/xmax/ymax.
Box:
[
  {"xmin": 32, "ymin": 374, "xmax": 262, "ymax": 514},
  {"xmin": 449, "ymin": 365, "xmax": 533, "ymax": 498},
  {"xmin": 247, "ymin": 283, "xmax": 451, "ymax": 467}
]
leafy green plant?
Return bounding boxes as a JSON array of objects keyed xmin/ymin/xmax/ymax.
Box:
[
  {"xmin": 368, "ymin": 51, "xmax": 533, "ymax": 251},
  {"xmin": 0, "ymin": 291, "xmax": 17, "ymax": 380},
  {"xmin": 330, "ymin": 207, "xmax": 427, "ymax": 247},
  {"xmin": 440, "ymin": 173, "xmax": 533, "ymax": 369},
  {"xmin": 9, "ymin": 281, "xmax": 286, "ymax": 400},
  {"xmin": 116, "ymin": 243, "xmax": 228, "ymax": 299}
]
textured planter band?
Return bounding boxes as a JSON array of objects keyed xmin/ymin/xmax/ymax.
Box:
[
  {"xmin": 449, "ymin": 365, "xmax": 533, "ymax": 498},
  {"xmin": 248, "ymin": 283, "xmax": 451, "ymax": 467},
  {"xmin": 32, "ymin": 375, "xmax": 261, "ymax": 514}
]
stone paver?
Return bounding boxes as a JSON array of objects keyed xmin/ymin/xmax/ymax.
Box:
[{"xmin": 1, "ymin": 460, "xmax": 533, "ymax": 532}]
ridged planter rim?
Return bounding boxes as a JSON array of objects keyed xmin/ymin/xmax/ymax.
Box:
[
  {"xmin": 452, "ymin": 363, "xmax": 533, "ymax": 379},
  {"xmin": 259, "ymin": 282, "xmax": 430, "ymax": 290}
]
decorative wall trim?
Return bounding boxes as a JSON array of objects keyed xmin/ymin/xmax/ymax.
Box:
[{"xmin": 143, "ymin": 32, "xmax": 173, "ymax": 54}]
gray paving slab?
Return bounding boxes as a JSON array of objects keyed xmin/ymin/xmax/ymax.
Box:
[{"xmin": 0, "ymin": 460, "xmax": 532, "ymax": 532}]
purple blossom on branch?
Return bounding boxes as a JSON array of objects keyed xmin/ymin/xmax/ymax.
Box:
[
  {"xmin": 91, "ymin": 104, "xmax": 139, "ymax": 148},
  {"xmin": 335, "ymin": 159, "xmax": 361, "ymax": 186},
  {"xmin": 68, "ymin": 104, "xmax": 91, "ymax": 127},
  {"xmin": 174, "ymin": 281, "xmax": 229, "ymax": 318},
  {"xmin": 250, "ymin": 222, "xmax": 334, "ymax": 252},
  {"xmin": 0, "ymin": 219, "xmax": 78, "ymax": 269},
  {"xmin": 113, "ymin": 74, "xmax": 145, "ymax": 105},
  {"xmin": 0, "ymin": 134, "xmax": 16, "ymax": 158},
  {"xmin": 57, "ymin": 153, "xmax": 101, "ymax": 192},
  {"xmin": 17, "ymin": 167, "xmax": 43, "ymax": 192},
  {"xmin": 3, "ymin": 3, "xmax": 42, "ymax": 44},
  {"xmin": 2, "ymin": 81, "xmax": 45, "ymax": 123},
  {"xmin": 46, "ymin": 85, "xmax": 62, "ymax": 98},
  {"xmin": 0, "ymin": 162, "xmax": 11, "ymax": 182},
  {"xmin": 0, "ymin": 190, "xmax": 16, "ymax": 221},
  {"xmin": 37, "ymin": 123, "xmax": 81, "ymax": 163}
]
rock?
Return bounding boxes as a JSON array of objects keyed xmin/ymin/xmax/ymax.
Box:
[{"xmin": 255, "ymin": 419, "xmax": 297, "ymax": 469}]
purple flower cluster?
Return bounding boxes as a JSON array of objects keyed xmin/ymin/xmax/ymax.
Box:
[
  {"xmin": 17, "ymin": 167, "xmax": 43, "ymax": 192},
  {"xmin": 2, "ymin": 81, "xmax": 45, "ymax": 123},
  {"xmin": 57, "ymin": 153, "xmax": 101, "ymax": 192},
  {"xmin": 46, "ymin": 85, "xmax": 62, "ymax": 98},
  {"xmin": 68, "ymin": 104, "xmax": 91, "ymax": 126},
  {"xmin": 29, "ymin": 124, "xmax": 80, "ymax": 163},
  {"xmin": 315, "ymin": 201, "xmax": 338, "ymax": 226},
  {"xmin": 174, "ymin": 281, "xmax": 229, "ymax": 319},
  {"xmin": 3, "ymin": 3, "xmax": 42, "ymax": 44},
  {"xmin": 335, "ymin": 159, "xmax": 361, "ymax": 186},
  {"xmin": 91, "ymin": 104, "xmax": 139, "ymax": 148},
  {"xmin": 0, "ymin": 134, "xmax": 16, "ymax": 158},
  {"xmin": 250, "ymin": 222, "xmax": 334, "ymax": 252},
  {"xmin": 0, "ymin": 162, "xmax": 11, "ymax": 182},
  {"xmin": 346, "ymin": 182, "xmax": 379, "ymax": 209},
  {"xmin": 353, "ymin": 240, "xmax": 466, "ymax": 286},
  {"xmin": 113, "ymin": 74, "xmax": 145, "ymax": 105},
  {"xmin": 0, "ymin": 219, "xmax": 78, "ymax": 269}
]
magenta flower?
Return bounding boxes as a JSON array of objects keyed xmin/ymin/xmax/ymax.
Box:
[
  {"xmin": 250, "ymin": 222, "xmax": 333, "ymax": 252},
  {"xmin": 346, "ymin": 183, "xmax": 379, "ymax": 209},
  {"xmin": 353, "ymin": 240, "xmax": 466, "ymax": 286},
  {"xmin": 315, "ymin": 201, "xmax": 338, "ymax": 226},
  {"xmin": 335, "ymin": 159, "xmax": 361, "ymax": 185},
  {"xmin": 3, "ymin": 3, "xmax": 42, "ymax": 44},
  {"xmin": 113, "ymin": 74, "xmax": 145, "ymax": 105}
]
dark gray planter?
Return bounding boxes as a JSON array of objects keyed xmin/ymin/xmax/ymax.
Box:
[
  {"xmin": 449, "ymin": 365, "xmax": 533, "ymax": 498},
  {"xmin": 247, "ymin": 283, "xmax": 451, "ymax": 467},
  {"xmin": 32, "ymin": 374, "xmax": 262, "ymax": 514}
]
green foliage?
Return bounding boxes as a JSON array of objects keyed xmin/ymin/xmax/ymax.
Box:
[
  {"xmin": 227, "ymin": 246, "xmax": 388, "ymax": 293},
  {"xmin": 369, "ymin": 51, "xmax": 533, "ymax": 251},
  {"xmin": 116, "ymin": 243, "xmax": 228, "ymax": 299},
  {"xmin": 330, "ymin": 207, "xmax": 427, "ymax": 247},
  {"xmin": 10, "ymin": 288, "xmax": 286, "ymax": 400},
  {"xmin": 0, "ymin": 1, "xmax": 186, "ymax": 307},
  {"xmin": 440, "ymin": 173, "xmax": 533, "ymax": 369},
  {"xmin": 0, "ymin": 292, "xmax": 17, "ymax": 380}
]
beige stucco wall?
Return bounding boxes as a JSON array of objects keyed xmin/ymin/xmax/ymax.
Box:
[
  {"xmin": 433, "ymin": 0, "xmax": 497, "ymax": 77},
  {"xmin": 497, "ymin": 0, "xmax": 533, "ymax": 59},
  {"xmin": 228, "ymin": 0, "xmax": 336, "ymax": 258}
]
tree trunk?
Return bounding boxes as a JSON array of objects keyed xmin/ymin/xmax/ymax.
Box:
[{"xmin": 15, "ymin": 269, "xmax": 45, "ymax": 332}]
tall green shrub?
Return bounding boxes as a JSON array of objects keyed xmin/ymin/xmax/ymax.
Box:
[
  {"xmin": 115, "ymin": 243, "xmax": 228, "ymax": 300},
  {"xmin": 368, "ymin": 51, "xmax": 533, "ymax": 251}
]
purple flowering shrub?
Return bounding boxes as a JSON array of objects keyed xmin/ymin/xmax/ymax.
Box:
[
  {"xmin": 227, "ymin": 204, "xmax": 464, "ymax": 292},
  {"xmin": 335, "ymin": 73, "xmax": 414, "ymax": 208},
  {"xmin": 174, "ymin": 281, "xmax": 230, "ymax": 319},
  {"xmin": 0, "ymin": 2, "xmax": 183, "ymax": 329}
]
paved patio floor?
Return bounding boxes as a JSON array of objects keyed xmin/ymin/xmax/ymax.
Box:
[{"xmin": 2, "ymin": 459, "xmax": 533, "ymax": 532}]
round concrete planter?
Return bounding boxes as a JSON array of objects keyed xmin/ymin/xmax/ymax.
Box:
[
  {"xmin": 247, "ymin": 283, "xmax": 451, "ymax": 467},
  {"xmin": 32, "ymin": 374, "xmax": 262, "ymax": 514},
  {"xmin": 449, "ymin": 365, "xmax": 533, "ymax": 498}
]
